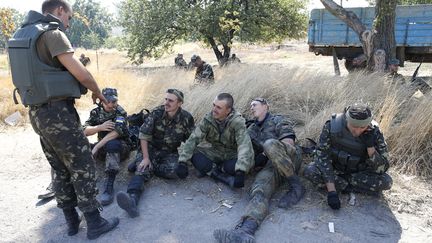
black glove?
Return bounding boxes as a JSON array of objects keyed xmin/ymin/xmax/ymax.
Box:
[
  {"xmin": 233, "ymin": 170, "xmax": 245, "ymax": 188},
  {"xmin": 327, "ymin": 191, "xmax": 341, "ymax": 210},
  {"xmin": 360, "ymin": 130, "xmax": 375, "ymax": 148},
  {"xmin": 175, "ymin": 162, "xmax": 189, "ymax": 179}
]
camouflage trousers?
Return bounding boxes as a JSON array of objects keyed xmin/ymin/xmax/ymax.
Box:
[
  {"xmin": 243, "ymin": 139, "xmax": 301, "ymax": 224},
  {"xmin": 29, "ymin": 100, "xmax": 99, "ymax": 212},
  {"xmin": 304, "ymin": 162, "xmax": 393, "ymax": 193},
  {"xmin": 127, "ymin": 150, "xmax": 180, "ymax": 193}
]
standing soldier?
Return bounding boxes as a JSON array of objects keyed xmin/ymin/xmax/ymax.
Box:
[
  {"xmin": 194, "ymin": 55, "xmax": 214, "ymax": 84},
  {"xmin": 83, "ymin": 87, "xmax": 132, "ymax": 206},
  {"xmin": 7, "ymin": 0, "xmax": 118, "ymax": 239},
  {"xmin": 214, "ymin": 98, "xmax": 304, "ymax": 243},
  {"xmin": 116, "ymin": 89, "xmax": 194, "ymax": 218},
  {"xmin": 178, "ymin": 93, "xmax": 254, "ymax": 189},
  {"xmin": 304, "ymin": 103, "xmax": 392, "ymax": 210},
  {"xmin": 174, "ymin": 53, "xmax": 187, "ymax": 69}
]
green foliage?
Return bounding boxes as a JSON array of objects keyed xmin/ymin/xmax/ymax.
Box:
[
  {"xmin": 67, "ymin": 0, "xmax": 113, "ymax": 49},
  {"xmin": 118, "ymin": 0, "xmax": 307, "ymax": 64},
  {"xmin": 367, "ymin": 0, "xmax": 432, "ymax": 5},
  {"xmin": 0, "ymin": 8, "xmax": 24, "ymax": 49},
  {"xmin": 103, "ymin": 36, "xmax": 128, "ymax": 50}
]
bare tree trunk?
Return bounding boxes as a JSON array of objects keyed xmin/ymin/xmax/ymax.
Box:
[
  {"xmin": 207, "ymin": 37, "xmax": 223, "ymax": 63},
  {"xmin": 372, "ymin": 0, "xmax": 397, "ymax": 68}
]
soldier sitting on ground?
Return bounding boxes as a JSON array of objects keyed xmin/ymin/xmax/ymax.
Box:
[
  {"xmin": 83, "ymin": 88, "xmax": 132, "ymax": 206},
  {"xmin": 387, "ymin": 58, "xmax": 405, "ymax": 84},
  {"xmin": 79, "ymin": 53, "xmax": 91, "ymax": 66},
  {"xmin": 229, "ymin": 53, "xmax": 241, "ymax": 64},
  {"xmin": 194, "ymin": 55, "xmax": 215, "ymax": 84},
  {"xmin": 214, "ymin": 97, "xmax": 305, "ymax": 243},
  {"xmin": 174, "ymin": 53, "xmax": 187, "ymax": 69},
  {"xmin": 116, "ymin": 89, "xmax": 194, "ymax": 218},
  {"xmin": 303, "ymin": 103, "xmax": 392, "ymax": 210},
  {"xmin": 178, "ymin": 93, "xmax": 254, "ymax": 189}
]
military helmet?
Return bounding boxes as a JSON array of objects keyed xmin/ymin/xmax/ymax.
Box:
[
  {"xmin": 191, "ymin": 54, "xmax": 197, "ymax": 61},
  {"xmin": 102, "ymin": 88, "xmax": 118, "ymax": 102}
]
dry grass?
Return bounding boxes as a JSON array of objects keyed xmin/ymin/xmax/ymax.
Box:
[{"xmin": 1, "ymin": 45, "xmax": 431, "ymax": 177}]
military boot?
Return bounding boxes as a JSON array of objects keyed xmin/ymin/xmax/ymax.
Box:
[
  {"xmin": 210, "ymin": 168, "xmax": 235, "ymax": 188},
  {"xmin": 116, "ymin": 191, "xmax": 141, "ymax": 218},
  {"xmin": 63, "ymin": 207, "xmax": 81, "ymax": 236},
  {"xmin": 100, "ymin": 170, "xmax": 117, "ymax": 206},
  {"xmin": 278, "ymin": 175, "xmax": 305, "ymax": 209},
  {"xmin": 214, "ymin": 218, "xmax": 258, "ymax": 243},
  {"xmin": 84, "ymin": 209, "xmax": 119, "ymax": 240}
]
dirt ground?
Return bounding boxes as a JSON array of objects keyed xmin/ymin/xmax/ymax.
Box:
[
  {"xmin": 0, "ymin": 124, "xmax": 431, "ymax": 243},
  {"xmin": 1, "ymin": 43, "xmax": 432, "ymax": 243}
]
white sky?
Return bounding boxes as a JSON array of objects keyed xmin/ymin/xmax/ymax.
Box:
[{"xmin": 2, "ymin": 0, "xmax": 369, "ymax": 14}]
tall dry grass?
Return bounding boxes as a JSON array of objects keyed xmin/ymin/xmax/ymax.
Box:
[{"xmin": 0, "ymin": 48, "xmax": 431, "ymax": 177}]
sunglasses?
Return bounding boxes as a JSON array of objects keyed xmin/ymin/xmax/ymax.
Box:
[{"xmin": 252, "ymin": 98, "xmax": 268, "ymax": 105}]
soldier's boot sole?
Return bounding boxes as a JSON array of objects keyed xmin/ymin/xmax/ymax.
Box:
[
  {"xmin": 100, "ymin": 191, "xmax": 114, "ymax": 206},
  {"xmin": 213, "ymin": 229, "xmax": 255, "ymax": 243},
  {"xmin": 87, "ymin": 217, "xmax": 119, "ymax": 240},
  {"xmin": 116, "ymin": 192, "xmax": 139, "ymax": 218}
]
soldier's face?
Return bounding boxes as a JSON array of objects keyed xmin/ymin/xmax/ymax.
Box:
[
  {"xmin": 102, "ymin": 100, "xmax": 117, "ymax": 112},
  {"xmin": 164, "ymin": 93, "xmax": 182, "ymax": 113},
  {"xmin": 55, "ymin": 6, "xmax": 73, "ymax": 29},
  {"xmin": 212, "ymin": 98, "xmax": 231, "ymax": 121},
  {"xmin": 347, "ymin": 122, "xmax": 368, "ymax": 137},
  {"xmin": 250, "ymin": 101, "xmax": 267, "ymax": 118}
]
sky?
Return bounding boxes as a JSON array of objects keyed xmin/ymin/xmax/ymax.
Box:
[{"xmin": 1, "ymin": 0, "xmax": 369, "ymax": 14}]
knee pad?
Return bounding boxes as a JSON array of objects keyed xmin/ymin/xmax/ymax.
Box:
[{"xmin": 104, "ymin": 139, "xmax": 122, "ymax": 153}]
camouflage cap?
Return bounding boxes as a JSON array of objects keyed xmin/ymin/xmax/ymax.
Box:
[
  {"xmin": 102, "ymin": 88, "xmax": 118, "ymax": 102},
  {"xmin": 167, "ymin": 88, "xmax": 184, "ymax": 102},
  {"xmin": 389, "ymin": 58, "xmax": 400, "ymax": 65},
  {"xmin": 345, "ymin": 103, "xmax": 372, "ymax": 127}
]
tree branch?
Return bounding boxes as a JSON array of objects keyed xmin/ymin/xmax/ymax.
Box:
[{"xmin": 320, "ymin": 0, "xmax": 366, "ymax": 35}]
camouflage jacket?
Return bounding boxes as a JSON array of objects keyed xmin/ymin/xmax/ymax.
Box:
[
  {"xmin": 195, "ymin": 62, "xmax": 214, "ymax": 83},
  {"xmin": 178, "ymin": 111, "xmax": 254, "ymax": 173},
  {"xmin": 84, "ymin": 105, "xmax": 129, "ymax": 142},
  {"xmin": 316, "ymin": 119, "xmax": 390, "ymax": 183},
  {"xmin": 174, "ymin": 57, "xmax": 187, "ymax": 68},
  {"xmin": 248, "ymin": 113, "xmax": 296, "ymax": 153},
  {"xmin": 139, "ymin": 105, "xmax": 195, "ymax": 153}
]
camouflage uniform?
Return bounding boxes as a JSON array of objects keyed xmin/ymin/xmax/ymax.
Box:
[
  {"xmin": 174, "ymin": 56, "xmax": 187, "ymax": 69},
  {"xmin": 243, "ymin": 113, "xmax": 301, "ymax": 224},
  {"xmin": 84, "ymin": 105, "xmax": 131, "ymax": 172},
  {"xmin": 29, "ymin": 100, "xmax": 100, "ymax": 212},
  {"xmin": 304, "ymin": 114, "xmax": 392, "ymax": 193},
  {"xmin": 194, "ymin": 62, "xmax": 214, "ymax": 84},
  {"xmin": 130, "ymin": 105, "xmax": 194, "ymax": 186},
  {"xmin": 178, "ymin": 111, "xmax": 254, "ymax": 174}
]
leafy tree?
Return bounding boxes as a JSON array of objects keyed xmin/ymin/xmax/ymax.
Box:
[
  {"xmin": 367, "ymin": 0, "xmax": 432, "ymax": 5},
  {"xmin": 0, "ymin": 8, "xmax": 24, "ymax": 49},
  {"xmin": 118, "ymin": 0, "xmax": 307, "ymax": 65},
  {"xmin": 67, "ymin": 0, "xmax": 113, "ymax": 49}
]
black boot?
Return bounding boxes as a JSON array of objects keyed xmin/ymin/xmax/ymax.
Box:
[
  {"xmin": 214, "ymin": 218, "xmax": 258, "ymax": 243},
  {"xmin": 278, "ymin": 175, "xmax": 305, "ymax": 209},
  {"xmin": 116, "ymin": 191, "xmax": 141, "ymax": 218},
  {"xmin": 100, "ymin": 171, "xmax": 117, "ymax": 206},
  {"xmin": 63, "ymin": 207, "xmax": 81, "ymax": 236},
  {"xmin": 84, "ymin": 209, "xmax": 119, "ymax": 240},
  {"xmin": 210, "ymin": 168, "xmax": 235, "ymax": 188}
]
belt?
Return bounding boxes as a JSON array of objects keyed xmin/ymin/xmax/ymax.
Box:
[{"xmin": 29, "ymin": 98, "xmax": 75, "ymax": 110}]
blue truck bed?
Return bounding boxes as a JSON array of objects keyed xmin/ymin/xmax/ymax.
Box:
[{"xmin": 308, "ymin": 4, "xmax": 432, "ymax": 64}]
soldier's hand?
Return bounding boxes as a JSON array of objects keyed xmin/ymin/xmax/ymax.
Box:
[
  {"xmin": 137, "ymin": 158, "xmax": 152, "ymax": 172},
  {"xmin": 92, "ymin": 91, "xmax": 108, "ymax": 105},
  {"xmin": 360, "ymin": 129, "xmax": 375, "ymax": 148},
  {"xmin": 91, "ymin": 144, "xmax": 100, "ymax": 158},
  {"xmin": 327, "ymin": 191, "xmax": 341, "ymax": 210},
  {"xmin": 99, "ymin": 120, "xmax": 115, "ymax": 132},
  {"xmin": 233, "ymin": 170, "xmax": 245, "ymax": 188}
]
